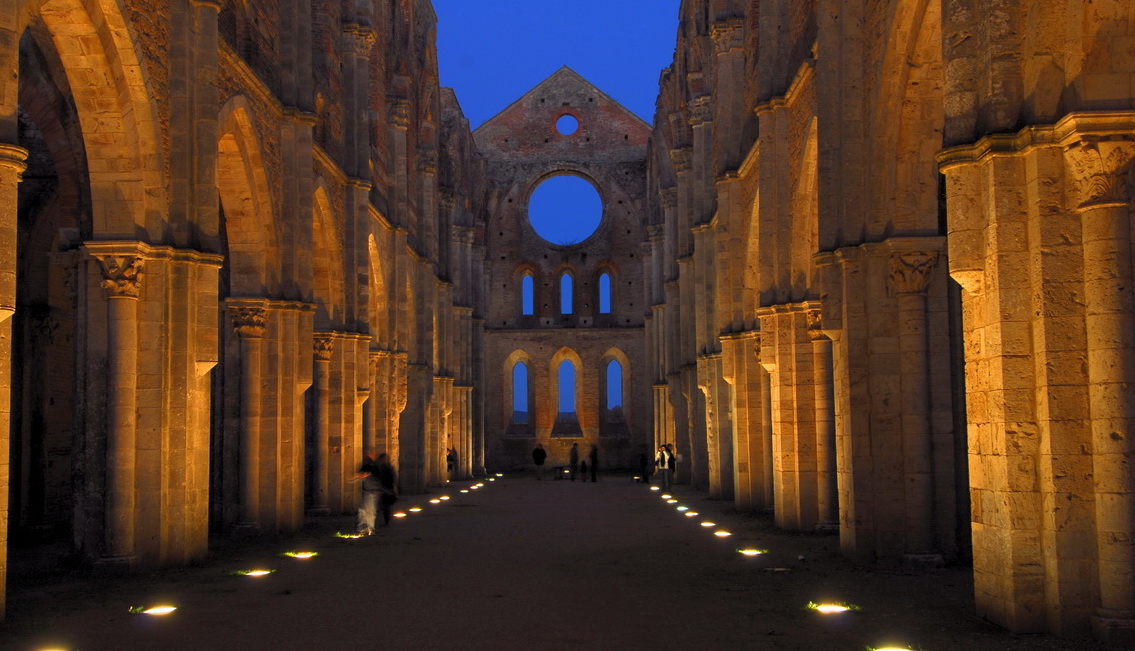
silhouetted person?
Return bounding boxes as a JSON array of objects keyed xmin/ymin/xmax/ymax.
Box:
[
  {"xmin": 665, "ymin": 443, "xmax": 676, "ymax": 483},
  {"xmin": 569, "ymin": 443, "xmax": 580, "ymax": 481},
  {"xmin": 589, "ymin": 445, "xmax": 598, "ymax": 482},
  {"xmin": 579, "ymin": 460, "xmax": 588, "ymax": 478},
  {"xmin": 356, "ymin": 452, "xmax": 397, "ymax": 534},
  {"xmin": 532, "ymin": 443, "xmax": 548, "ymax": 480},
  {"xmin": 655, "ymin": 445, "xmax": 672, "ymax": 490},
  {"xmin": 446, "ymin": 448, "xmax": 455, "ymax": 477},
  {"xmin": 638, "ymin": 449, "xmax": 649, "ymax": 483}
]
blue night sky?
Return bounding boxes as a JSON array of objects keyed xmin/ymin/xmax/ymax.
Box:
[
  {"xmin": 432, "ymin": 1, "xmax": 678, "ymax": 411},
  {"xmin": 432, "ymin": 1, "xmax": 682, "ymax": 129}
]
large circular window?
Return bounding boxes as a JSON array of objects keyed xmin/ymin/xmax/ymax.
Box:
[{"xmin": 527, "ymin": 174, "xmax": 602, "ymax": 245}]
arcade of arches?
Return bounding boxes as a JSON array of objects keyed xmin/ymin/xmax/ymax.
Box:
[{"xmin": 0, "ymin": 0, "xmax": 1133, "ymax": 646}]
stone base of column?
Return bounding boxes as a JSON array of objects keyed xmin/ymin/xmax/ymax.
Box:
[
  {"xmin": 92, "ymin": 555, "xmax": 136, "ymax": 575},
  {"xmin": 231, "ymin": 522, "xmax": 262, "ymax": 539},
  {"xmin": 812, "ymin": 521, "xmax": 839, "ymax": 535},
  {"xmin": 1093, "ymin": 613, "xmax": 1135, "ymax": 647},
  {"xmin": 902, "ymin": 552, "xmax": 944, "ymax": 569},
  {"xmin": 305, "ymin": 507, "xmax": 331, "ymax": 517}
]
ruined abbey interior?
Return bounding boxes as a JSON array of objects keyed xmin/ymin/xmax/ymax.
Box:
[{"xmin": 1, "ymin": 0, "xmax": 1134, "ymax": 645}]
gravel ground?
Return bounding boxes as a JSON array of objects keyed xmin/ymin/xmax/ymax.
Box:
[{"xmin": 0, "ymin": 473, "xmax": 1105, "ymax": 651}]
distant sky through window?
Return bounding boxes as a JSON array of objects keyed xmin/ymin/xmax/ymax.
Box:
[{"xmin": 432, "ymin": 1, "xmax": 682, "ymax": 129}]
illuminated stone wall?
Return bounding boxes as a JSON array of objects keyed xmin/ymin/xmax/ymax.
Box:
[
  {"xmin": 0, "ymin": 0, "xmax": 483, "ymax": 619},
  {"xmin": 645, "ymin": 0, "xmax": 1135, "ymax": 644}
]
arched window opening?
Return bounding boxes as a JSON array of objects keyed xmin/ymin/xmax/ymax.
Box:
[
  {"xmin": 599, "ymin": 272, "xmax": 612, "ymax": 314},
  {"xmin": 513, "ymin": 362, "xmax": 529, "ymax": 424},
  {"xmin": 521, "ymin": 273, "xmax": 534, "ymax": 315},
  {"xmin": 558, "ymin": 360, "xmax": 576, "ymax": 417},
  {"xmin": 560, "ymin": 272, "xmax": 573, "ymax": 315},
  {"xmin": 606, "ymin": 360, "xmax": 624, "ymax": 422}
]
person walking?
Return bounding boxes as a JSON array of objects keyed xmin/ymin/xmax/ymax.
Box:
[
  {"xmin": 589, "ymin": 444, "xmax": 598, "ymax": 483},
  {"xmin": 569, "ymin": 443, "xmax": 580, "ymax": 481},
  {"xmin": 655, "ymin": 444, "xmax": 672, "ymax": 490},
  {"xmin": 665, "ymin": 443, "xmax": 676, "ymax": 485},
  {"xmin": 532, "ymin": 443, "xmax": 548, "ymax": 480}
]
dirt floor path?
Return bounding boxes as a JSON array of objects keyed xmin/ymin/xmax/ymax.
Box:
[{"xmin": 1, "ymin": 473, "xmax": 1104, "ymax": 650}]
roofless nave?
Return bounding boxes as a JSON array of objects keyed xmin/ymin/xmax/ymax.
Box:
[{"xmin": 2, "ymin": 1, "xmax": 1134, "ymax": 646}]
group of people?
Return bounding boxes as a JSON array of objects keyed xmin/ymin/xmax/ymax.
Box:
[
  {"xmin": 531, "ymin": 442, "xmax": 677, "ymax": 487},
  {"xmin": 531, "ymin": 442, "xmax": 598, "ymax": 482}
]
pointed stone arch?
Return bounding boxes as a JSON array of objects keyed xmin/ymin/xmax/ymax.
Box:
[
  {"xmin": 367, "ymin": 233, "xmax": 390, "ymax": 349},
  {"xmin": 217, "ymin": 95, "xmax": 280, "ymax": 296},
  {"xmin": 25, "ymin": 0, "xmax": 164, "ymax": 237},
  {"xmin": 312, "ymin": 180, "xmax": 345, "ymax": 328}
]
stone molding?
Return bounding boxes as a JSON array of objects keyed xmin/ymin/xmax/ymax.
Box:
[
  {"xmin": 669, "ymin": 148, "xmax": 691, "ymax": 174},
  {"xmin": 0, "ymin": 143, "xmax": 30, "ymax": 176},
  {"xmin": 342, "ymin": 23, "xmax": 377, "ymax": 57},
  {"xmin": 388, "ymin": 98, "xmax": 412, "ymax": 129},
  {"xmin": 230, "ymin": 305, "xmax": 267, "ymax": 338},
  {"xmin": 313, "ymin": 332, "xmax": 336, "ymax": 361},
  {"xmin": 417, "ymin": 148, "xmax": 438, "ymax": 174},
  {"xmin": 1065, "ymin": 139, "xmax": 1134, "ymax": 211},
  {"xmin": 688, "ymin": 96, "xmax": 712, "ymax": 127},
  {"xmin": 711, "ymin": 18, "xmax": 745, "ymax": 54},
  {"xmin": 451, "ymin": 224, "xmax": 475, "ymax": 244},
  {"xmin": 660, "ymin": 187, "xmax": 678, "ymax": 208},
  {"xmin": 889, "ymin": 251, "xmax": 939, "ymax": 295}
]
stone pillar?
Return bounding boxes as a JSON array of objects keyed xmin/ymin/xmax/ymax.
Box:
[
  {"xmin": 230, "ymin": 301, "xmax": 266, "ymax": 533},
  {"xmin": 90, "ymin": 250, "xmax": 143, "ymax": 565},
  {"xmin": 1069, "ymin": 140, "xmax": 1135, "ymax": 645},
  {"xmin": 0, "ymin": 143, "xmax": 25, "ymax": 617},
  {"xmin": 309, "ymin": 332, "xmax": 334, "ymax": 515},
  {"xmin": 890, "ymin": 250, "xmax": 941, "ymax": 563},
  {"xmin": 810, "ymin": 315, "xmax": 838, "ymax": 530}
]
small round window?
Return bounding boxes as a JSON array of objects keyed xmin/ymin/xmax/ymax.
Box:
[
  {"xmin": 528, "ymin": 174, "xmax": 602, "ymax": 245},
  {"xmin": 556, "ymin": 114, "xmax": 579, "ymax": 135}
]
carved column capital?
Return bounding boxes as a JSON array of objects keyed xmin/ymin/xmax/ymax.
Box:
[
  {"xmin": 669, "ymin": 148, "xmax": 691, "ymax": 174},
  {"xmin": 230, "ymin": 303, "xmax": 267, "ymax": 338},
  {"xmin": 807, "ymin": 307, "xmax": 826, "ymax": 341},
  {"xmin": 1065, "ymin": 138, "xmax": 1135, "ymax": 211},
  {"xmin": 314, "ymin": 332, "xmax": 336, "ymax": 361},
  {"xmin": 93, "ymin": 254, "xmax": 144, "ymax": 298},
  {"xmin": 342, "ymin": 23, "xmax": 377, "ymax": 57},
  {"xmin": 711, "ymin": 17, "xmax": 745, "ymax": 54},
  {"xmin": 417, "ymin": 148, "xmax": 438, "ymax": 175},
  {"xmin": 688, "ymin": 96, "xmax": 712, "ymax": 127},
  {"xmin": 889, "ymin": 251, "xmax": 939, "ymax": 295},
  {"xmin": 388, "ymin": 98, "xmax": 412, "ymax": 129}
]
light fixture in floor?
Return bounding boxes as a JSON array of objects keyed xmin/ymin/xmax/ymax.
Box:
[{"xmin": 130, "ymin": 605, "xmax": 177, "ymax": 616}]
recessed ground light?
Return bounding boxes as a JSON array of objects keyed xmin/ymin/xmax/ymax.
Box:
[
  {"xmin": 130, "ymin": 605, "xmax": 177, "ymax": 616},
  {"xmin": 409, "ymin": 507, "xmax": 422, "ymax": 513},
  {"xmin": 650, "ymin": 486, "xmax": 660, "ymax": 491},
  {"xmin": 393, "ymin": 512, "xmax": 408, "ymax": 518},
  {"xmin": 685, "ymin": 512, "xmax": 699, "ymax": 517},
  {"xmin": 233, "ymin": 569, "xmax": 275, "ymax": 577},
  {"xmin": 440, "ymin": 496, "xmax": 451, "ymax": 501},
  {"xmin": 737, "ymin": 548, "xmax": 767, "ymax": 556},
  {"xmin": 676, "ymin": 506, "xmax": 689, "ymax": 511},
  {"xmin": 700, "ymin": 521, "xmax": 716, "ymax": 527},
  {"xmin": 808, "ymin": 602, "xmax": 858, "ymax": 614},
  {"xmin": 335, "ymin": 532, "xmax": 365, "ymax": 539},
  {"xmin": 429, "ymin": 499, "xmax": 441, "ymax": 504},
  {"xmin": 666, "ymin": 499, "xmax": 678, "ymax": 504},
  {"xmin": 714, "ymin": 531, "xmax": 732, "ymax": 538},
  {"xmin": 284, "ymin": 551, "xmax": 318, "ymax": 559}
]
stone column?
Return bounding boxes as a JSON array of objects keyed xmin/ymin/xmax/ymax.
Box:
[
  {"xmin": 309, "ymin": 333, "xmax": 334, "ymax": 515},
  {"xmin": 890, "ymin": 250, "xmax": 941, "ymax": 562},
  {"xmin": 230, "ymin": 301, "xmax": 266, "ymax": 534},
  {"xmin": 90, "ymin": 250, "xmax": 143, "ymax": 565},
  {"xmin": 809, "ymin": 310, "xmax": 838, "ymax": 530},
  {"xmin": 1069, "ymin": 140, "xmax": 1135, "ymax": 644},
  {"xmin": 0, "ymin": 143, "xmax": 25, "ymax": 617}
]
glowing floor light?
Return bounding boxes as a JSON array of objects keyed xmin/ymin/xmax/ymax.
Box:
[
  {"xmin": 429, "ymin": 499, "xmax": 441, "ymax": 504},
  {"xmin": 408, "ymin": 507, "xmax": 422, "ymax": 513},
  {"xmin": 676, "ymin": 506, "xmax": 689, "ymax": 511},
  {"xmin": 808, "ymin": 601, "xmax": 858, "ymax": 614},
  {"xmin": 700, "ymin": 521, "xmax": 716, "ymax": 527},
  {"xmin": 650, "ymin": 486, "xmax": 660, "ymax": 491},
  {"xmin": 130, "ymin": 605, "xmax": 177, "ymax": 616},
  {"xmin": 666, "ymin": 499, "xmax": 678, "ymax": 504},
  {"xmin": 233, "ymin": 569, "xmax": 275, "ymax": 577},
  {"xmin": 495, "ymin": 473, "xmax": 504, "ymax": 477},
  {"xmin": 393, "ymin": 512, "xmax": 408, "ymax": 518},
  {"xmin": 335, "ymin": 532, "xmax": 365, "ymax": 539},
  {"xmin": 660, "ymin": 494, "xmax": 672, "ymax": 499},
  {"xmin": 714, "ymin": 531, "xmax": 733, "ymax": 538},
  {"xmin": 284, "ymin": 551, "xmax": 318, "ymax": 559},
  {"xmin": 737, "ymin": 548, "xmax": 768, "ymax": 557},
  {"xmin": 869, "ymin": 647, "xmax": 915, "ymax": 651},
  {"xmin": 460, "ymin": 489, "xmax": 470, "ymax": 493},
  {"xmin": 440, "ymin": 496, "xmax": 451, "ymax": 500},
  {"xmin": 684, "ymin": 512, "xmax": 699, "ymax": 517}
]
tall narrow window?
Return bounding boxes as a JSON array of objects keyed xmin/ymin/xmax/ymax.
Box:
[
  {"xmin": 513, "ymin": 362, "xmax": 529, "ymax": 424},
  {"xmin": 606, "ymin": 360, "xmax": 623, "ymax": 411},
  {"xmin": 558, "ymin": 360, "xmax": 576, "ymax": 416},
  {"xmin": 599, "ymin": 272, "xmax": 612, "ymax": 314},
  {"xmin": 521, "ymin": 273, "xmax": 534, "ymax": 315},
  {"xmin": 560, "ymin": 272, "xmax": 573, "ymax": 314}
]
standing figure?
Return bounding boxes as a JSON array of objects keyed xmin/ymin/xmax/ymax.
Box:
[
  {"xmin": 638, "ymin": 448, "xmax": 649, "ymax": 483},
  {"xmin": 373, "ymin": 453, "xmax": 399, "ymax": 528},
  {"xmin": 655, "ymin": 445, "xmax": 672, "ymax": 490},
  {"xmin": 569, "ymin": 443, "xmax": 580, "ymax": 481},
  {"xmin": 356, "ymin": 453, "xmax": 380, "ymax": 535},
  {"xmin": 589, "ymin": 445, "xmax": 599, "ymax": 483},
  {"xmin": 665, "ymin": 443, "xmax": 676, "ymax": 484},
  {"xmin": 446, "ymin": 448, "xmax": 455, "ymax": 478},
  {"xmin": 532, "ymin": 443, "xmax": 548, "ymax": 480}
]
